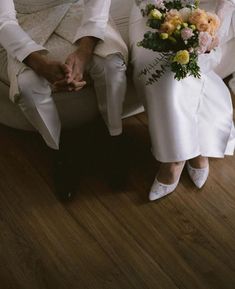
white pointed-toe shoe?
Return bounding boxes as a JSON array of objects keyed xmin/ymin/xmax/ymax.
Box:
[
  {"xmin": 149, "ymin": 178, "xmax": 179, "ymax": 201},
  {"xmin": 187, "ymin": 161, "xmax": 209, "ymax": 189}
]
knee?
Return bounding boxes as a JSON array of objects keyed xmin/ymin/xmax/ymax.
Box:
[
  {"xmin": 104, "ymin": 54, "xmax": 127, "ymax": 74},
  {"xmin": 92, "ymin": 54, "xmax": 126, "ymax": 75},
  {"xmin": 17, "ymin": 70, "xmax": 51, "ymax": 108}
]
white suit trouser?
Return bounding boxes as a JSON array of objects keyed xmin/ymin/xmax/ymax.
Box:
[{"xmin": 17, "ymin": 54, "xmax": 126, "ymax": 149}]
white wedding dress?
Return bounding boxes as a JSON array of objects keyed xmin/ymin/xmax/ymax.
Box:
[{"xmin": 129, "ymin": 0, "xmax": 235, "ymax": 162}]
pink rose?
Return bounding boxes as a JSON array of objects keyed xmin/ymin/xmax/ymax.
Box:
[
  {"xmin": 181, "ymin": 28, "xmax": 194, "ymax": 40},
  {"xmin": 208, "ymin": 36, "xmax": 220, "ymax": 51},
  {"xmin": 198, "ymin": 31, "xmax": 213, "ymax": 54}
]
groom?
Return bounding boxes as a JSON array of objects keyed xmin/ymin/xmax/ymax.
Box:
[{"xmin": 0, "ymin": 0, "xmax": 128, "ymax": 200}]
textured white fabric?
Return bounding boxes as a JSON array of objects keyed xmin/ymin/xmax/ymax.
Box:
[
  {"xmin": 15, "ymin": 53, "xmax": 126, "ymax": 148},
  {"xmin": 0, "ymin": 80, "xmax": 100, "ymax": 130},
  {"xmin": 149, "ymin": 176, "xmax": 181, "ymax": 201},
  {"xmin": 200, "ymin": 0, "xmax": 235, "ymax": 91},
  {"xmin": 17, "ymin": 69, "xmax": 61, "ymax": 149},
  {"xmin": 0, "ymin": 0, "xmax": 128, "ymax": 101},
  {"xmin": 187, "ymin": 162, "xmax": 209, "ymax": 189},
  {"xmin": 0, "ymin": 0, "xmax": 144, "ymax": 133},
  {"xmin": 88, "ymin": 54, "xmax": 127, "ymax": 136},
  {"xmin": 130, "ymin": 3, "xmax": 235, "ymax": 162}
]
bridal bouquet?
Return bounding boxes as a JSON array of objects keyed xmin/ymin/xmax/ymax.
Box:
[{"xmin": 136, "ymin": 0, "xmax": 221, "ymax": 83}]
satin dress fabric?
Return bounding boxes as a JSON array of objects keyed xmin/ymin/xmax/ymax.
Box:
[{"xmin": 129, "ymin": 2, "xmax": 235, "ymax": 163}]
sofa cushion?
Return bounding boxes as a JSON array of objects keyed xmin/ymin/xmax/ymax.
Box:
[
  {"xmin": 0, "ymin": 49, "xmax": 8, "ymax": 85},
  {"xmin": 0, "ymin": 0, "xmax": 144, "ymax": 131}
]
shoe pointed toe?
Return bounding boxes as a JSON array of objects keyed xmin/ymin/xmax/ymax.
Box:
[
  {"xmin": 148, "ymin": 178, "xmax": 179, "ymax": 201},
  {"xmin": 149, "ymin": 190, "xmax": 161, "ymax": 201},
  {"xmin": 187, "ymin": 162, "xmax": 209, "ymax": 189}
]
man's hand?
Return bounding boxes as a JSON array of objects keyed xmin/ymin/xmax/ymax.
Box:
[
  {"xmin": 24, "ymin": 52, "xmax": 69, "ymax": 84},
  {"xmin": 24, "ymin": 52, "xmax": 70, "ymax": 84},
  {"xmin": 53, "ymin": 49, "xmax": 88, "ymax": 92},
  {"xmin": 53, "ymin": 37, "xmax": 99, "ymax": 92}
]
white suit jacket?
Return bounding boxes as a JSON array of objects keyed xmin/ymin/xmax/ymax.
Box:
[
  {"xmin": 0, "ymin": 0, "xmax": 128, "ymax": 100},
  {"xmin": 0, "ymin": 0, "xmax": 128, "ymax": 61}
]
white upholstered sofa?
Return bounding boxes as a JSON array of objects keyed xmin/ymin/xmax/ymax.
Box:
[
  {"xmin": 0, "ymin": 0, "xmax": 143, "ymax": 131},
  {"xmin": 0, "ymin": 0, "xmax": 234, "ymax": 131}
]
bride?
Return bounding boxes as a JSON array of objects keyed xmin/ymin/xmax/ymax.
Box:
[{"xmin": 129, "ymin": 0, "xmax": 235, "ymax": 201}]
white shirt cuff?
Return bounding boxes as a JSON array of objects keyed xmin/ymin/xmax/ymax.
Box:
[
  {"xmin": 73, "ymin": 23, "xmax": 105, "ymax": 43},
  {"xmin": 0, "ymin": 23, "xmax": 47, "ymax": 62}
]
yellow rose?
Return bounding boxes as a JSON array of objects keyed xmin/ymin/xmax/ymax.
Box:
[
  {"xmin": 197, "ymin": 22, "xmax": 210, "ymax": 33},
  {"xmin": 161, "ymin": 22, "xmax": 176, "ymax": 35},
  {"xmin": 189, "ymin": 9, "xmax": 208, "ymax": 25},
  {"xmin": 171, "ymin": 17, "xmax": 183, "ymax": 27},
  {"xmin": 188, "ymin": 9, "xmax": 220, "ymax": 36},
  {"xmin": 166, "ymin": 10, "xmax": 182, "ymax": 21},
  {"xmin": 174, "ymin": 50, "xmax": 190, "ymax": 65},
  {"xmin": 160, "ymin": 10, "xmax": 183, "ymax": 35},
  {"xmin": 150, "ymin": 9, "xmax": 162, "ymax": 20},
  {"xmin": 207, "ymin": 12, "xmax": 220, "ymax": 36}
]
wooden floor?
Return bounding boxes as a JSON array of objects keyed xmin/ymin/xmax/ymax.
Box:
[{"xmin": 0, "ymin": 112, "xmax": 235, "ymax": 289}]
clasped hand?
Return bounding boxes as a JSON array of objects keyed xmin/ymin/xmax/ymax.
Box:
[{"xmin": 48, "ymin": 50, "xmax": 90, "ymax": 93}]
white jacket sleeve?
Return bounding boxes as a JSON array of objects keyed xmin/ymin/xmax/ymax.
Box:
[
  {"xmin": 74, "ymin": 0, "xmax": 111, "ymax": 43},
  {"xmin": 0, "ymin": 0, "xmax": 46, "ymax": 62},
  {"xmin": 216, "ymin": 0, "xmax": 235, "ymax": 43}
]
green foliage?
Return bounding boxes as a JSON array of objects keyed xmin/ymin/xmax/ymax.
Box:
[
  {"xmin": 164, "ymin": 0, "xmax": 198, "ymax": 10},
  {"xmin": 141, "ymin": 4, "xmax": 158, "ymax": 17},
  {"xmin": 171, "ymin": 53, "xmax": 201, "ymax": 81},
  {"xmin": 147, "ymin": 18, "xmax": 162, "ymax": 29},
  {"xmin": 139, "ymin": 53, "xmax": 172, "ymax": 85},
  {"xmin": 139, "ymin": 31, "xmax": 176, "ymax": 52},
  {"xmin": 164, "ymin": 0, "xmax": 183, "ymax": 10},
  {"xmin": 137, "ymin": 0, "xmax": 203, "ymax": 84}
]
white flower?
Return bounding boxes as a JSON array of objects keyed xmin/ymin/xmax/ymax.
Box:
[
  {"xmin": 179, "ymin": 7, "xmax": 192, "ymax": 22},
  {"xmin": 154, "ymin": 0, "xmax": 165, "ymax": 9}
]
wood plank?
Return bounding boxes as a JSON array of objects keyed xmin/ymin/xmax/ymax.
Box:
[
  {"xmin": 66, "ymin": 183, "xmax": 180, "ymax": 289},
  {"xmin": 0, "ymin": 109, "xmax": 235, "ymax": 289},
  {"xmin": 0, "ymin": 127, "xmax": 137, "ymax": 289}
]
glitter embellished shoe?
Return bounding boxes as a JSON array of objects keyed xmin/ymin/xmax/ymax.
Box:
[
  {"xmin": 149, "ymin": 177, "xmax": 179, "ymax": 201},
  {"xmin": 187, "ymin": 161, "xmax": 209, "ymax": 189}
]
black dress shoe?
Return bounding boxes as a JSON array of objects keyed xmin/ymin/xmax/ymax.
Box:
[
  {"xmin": 107, "ymin": 135, "xmax": 128, "ymax": 190},
  {"xmin": 53, "ymin": 151, "xmax": 77, "ymax": 201}
]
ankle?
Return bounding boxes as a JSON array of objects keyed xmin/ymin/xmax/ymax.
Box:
[
  {"xmin": 157, "ymin": 161, "xmax": 185, "ymax": 185},
  {"xmin": 189, "ymin": 156, "xmax": 208, "ymax": 169}
]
